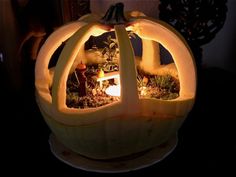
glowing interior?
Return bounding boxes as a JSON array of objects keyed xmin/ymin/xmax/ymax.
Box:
[
  {"xmin": 35, "ymin": 17, "xmax": 196, "ymax": 125},
  {"xmin": 105, "ymin": 85, "xmax": 121, "ymax": 97}
]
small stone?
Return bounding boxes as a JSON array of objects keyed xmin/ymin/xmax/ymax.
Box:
[
  {"xmin": 92, "ymin": 89, "xmax": 97, "ymax": 96},
  {"xmin": 143, "ymin": 76, "xmax": 148, "ymax": 85}
]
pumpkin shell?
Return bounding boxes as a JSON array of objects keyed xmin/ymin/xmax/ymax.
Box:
[{"xmin": 35, "ymin": 12, "xmax": 196, "ymax": 159}]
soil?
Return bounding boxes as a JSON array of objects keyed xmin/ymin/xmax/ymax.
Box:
[{"xmin": 64, "ymin": 65, "xmax": 180, "ymax": 109}]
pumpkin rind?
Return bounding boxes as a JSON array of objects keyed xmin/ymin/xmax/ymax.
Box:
[{"xmin": 38, "ymin": 100, "xmax": 185, "ymax": 159}]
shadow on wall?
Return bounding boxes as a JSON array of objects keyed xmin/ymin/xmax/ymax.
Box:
[
  {"xmin": 202, "ymin": 0, "xmax": 236, "ymax": 73},
  {"xmin": 0, "ymin": 0, "xmax": 61, "ymax": 91},
  {"xmin": 0, "ymin": 0, "xmax": 90, "ymax": 92},
  {"xmin": 159, "ymin": 0, "xmax": 228, "ymax": 71}
]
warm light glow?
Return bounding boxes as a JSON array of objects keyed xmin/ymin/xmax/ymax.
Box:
[
  {"xmin": 140, "ymin": 86, "xmax": 147, "ymax": 96},
  {"xmin": 97, "ymin": 69, "xmax": 104, "ymax": 78},
  {"xmin": 105, "ymin": 85, "xmax": 121, "ymax": 97}
]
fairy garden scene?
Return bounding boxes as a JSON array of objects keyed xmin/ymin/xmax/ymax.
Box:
[{"xmin": 53, "ymin": 31, "xmax": 180, "ymax": 109}]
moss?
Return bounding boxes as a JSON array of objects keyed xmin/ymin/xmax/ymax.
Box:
[{"xmin": 64, "ymin": 67, "xmax": 180, "ymax": 109}]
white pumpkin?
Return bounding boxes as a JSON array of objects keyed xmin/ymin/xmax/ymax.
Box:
[{"xmin": 35, "ymin": 4, "xmax": 196, "ymax": 159}]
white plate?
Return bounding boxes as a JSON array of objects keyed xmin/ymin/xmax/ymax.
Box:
[{"xmin": 49, "ymin": 134, "xmax": 177, "ymax": 173}]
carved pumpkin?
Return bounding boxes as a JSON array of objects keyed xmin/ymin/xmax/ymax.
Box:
[{"xmin": 35, "ymin": 3, "xmax": 196, "ymax": 160}]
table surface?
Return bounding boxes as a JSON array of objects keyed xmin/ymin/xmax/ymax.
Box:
[{"xmin": 1, "ymin": 67, "xmax": 235, "ymax": 176}]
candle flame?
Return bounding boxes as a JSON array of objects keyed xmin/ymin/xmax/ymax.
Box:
[{"xmin": 97, "ymin": 69, "xmax": 104, "ymax": 78}]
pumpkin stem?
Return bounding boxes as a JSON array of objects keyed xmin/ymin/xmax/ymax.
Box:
[{"xmin": 100, "ymin": 2, "xmax": 128, "ymax": 26}]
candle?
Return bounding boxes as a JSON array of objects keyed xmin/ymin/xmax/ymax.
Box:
[{"xmin": 97, "ymin": 69, "xmax": 105, "ymax": 88}]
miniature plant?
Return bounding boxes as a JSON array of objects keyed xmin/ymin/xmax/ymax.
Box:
[
  {"xmin": 150, "ymin": 75, "xmax": 179, "ymax": 92},
  {"xmin": 98, "ymin": 32, "xmax": 136, "ymax": 73},
  {"xmin": 137, "ymin": 74, "xmax": 148, "ymax": 87},
  {"xmin": 102, "ymin": 32, "xmax": 136, "ymax": 62},
  {"xmin": 149, "ymin": 74, "xmax": 179, "ymax": 99},
  {"xmin": 102, "ymin": 35, "xmax": 119, "ymax": 62},
  {"xmin": 96, "ymin": 35, "xmax": 119, "ymax": 72}
]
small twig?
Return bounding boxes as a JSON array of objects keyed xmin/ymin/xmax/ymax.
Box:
[{"xmin": 74, "ymin": 71, "xmax": 80, "ymax": 86}]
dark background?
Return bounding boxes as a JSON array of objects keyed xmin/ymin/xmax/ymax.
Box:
[{"xmin": 0, "ymin": 0, "xmax": 235, "ymax": 176}]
